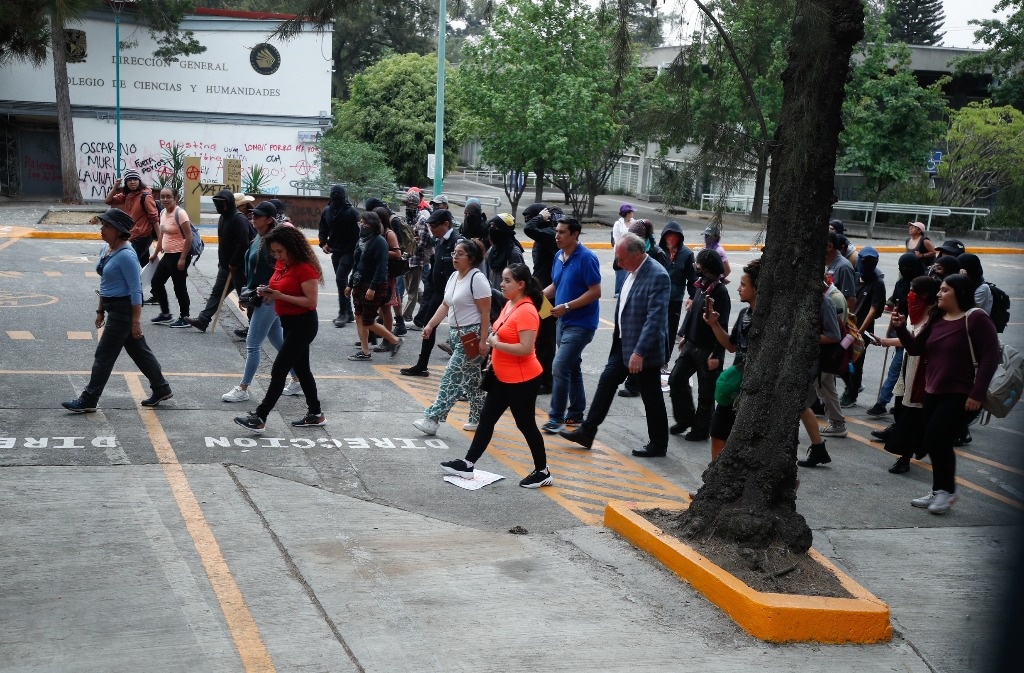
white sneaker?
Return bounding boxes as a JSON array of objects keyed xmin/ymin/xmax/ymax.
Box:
[
  {"xmin": 927, "ymin": 490, "xmax": 958, "ymax": 515},
  {"xmin": 413, "ymin": 417, "xmax": 439, "ymax": 435},
  {"xmin": 463, "ymin": 422, "xmax": 478, "ymax": 431},
  {"xmin": 222, "ymin": 386, "xmax": 250, "ymax": 402},
  {"xmin": 282, "ymin": 379, "xmax": 302, "ymax": 396},
  {"xmin": 911, "ymin": 491, "xmax": 936, "ymax": 508},
  {"xmin": 821, "ymin": 422, "xmax": 848, "ymax": 438}
]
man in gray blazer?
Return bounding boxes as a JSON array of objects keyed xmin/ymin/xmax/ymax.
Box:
[{"xmin": 560, "ymin": 233, "xmax": 670, "ymax": 457}]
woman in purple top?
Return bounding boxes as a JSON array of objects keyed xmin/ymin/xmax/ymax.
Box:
[{"xmin": 892, "ymin": 274, "xmax": 999, "ymax": 515}]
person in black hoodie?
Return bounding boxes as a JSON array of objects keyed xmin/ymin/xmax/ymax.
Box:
[
  {"xmin": 318, "ymin": 184, "xmax": 360, "ymax": 327},
  {"xmin": 461, "ymin": 198, "xmax": 489, "ymax": 248},
  {"xmin": 524, "ymin": 203, "xmax": 559, "ymax": 394},
  {"xmin": 659, "ymin": 220, "xmax": 696, "ymax": 362},
  {"xmin": 186, "ymin": 188, "xmax": 253, "ymax": 332},
  {"xmin": 668, "ymin": 248, "xmax": 731, "ymax": 441}
]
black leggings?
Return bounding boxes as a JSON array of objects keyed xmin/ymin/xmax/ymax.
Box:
[
  {"xmin": 466, "ymin": 374, "xmax": 547, "ymax": 471},
  {"xmin": 921, "ymin": 392, "xmax": 968, "ymax": 493},
  {"xmin": 151, "ymin": 252, "xmax": 190, "ymax": 316},
  {"xmin": 256, "ymin": 311, "xmax": 321, "ymax": 420}
]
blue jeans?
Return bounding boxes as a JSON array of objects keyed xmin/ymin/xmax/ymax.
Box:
[
  {"xmin": 548, "ymin": 323, "xmax": 596, "ymax": 422},
  {"xmin": 876, "ymin": 347, "xmax": 904, "ymax": 405},
  {"xmin": 614, "ymin": 268, "xmax": 627, "ymax": 295},
  {"xmin": 241, "ymin": 299, "xmax": 291, "ymax": 386}
]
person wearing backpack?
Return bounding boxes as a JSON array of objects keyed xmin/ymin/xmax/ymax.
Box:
[{"xmin": 148, "ymin": 187, "xmax": 193, "ymax": 328}]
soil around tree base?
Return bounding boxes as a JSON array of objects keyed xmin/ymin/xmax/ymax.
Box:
[{"xmin": 639, "ymin": 508, "xmax": 852, "ymax": 599}]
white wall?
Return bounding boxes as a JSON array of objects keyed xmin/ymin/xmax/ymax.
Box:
[{"xmin": 74, "ymin": 117, "xmax": 322, "ymax": 199}]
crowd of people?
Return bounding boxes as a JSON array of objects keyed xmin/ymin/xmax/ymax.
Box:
[{"xmin": 61, "ymin": 185, "xmax": 1003, "ymax": 510}]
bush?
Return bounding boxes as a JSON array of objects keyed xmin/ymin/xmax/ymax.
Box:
[{"xmin": 316, "ymin": 137, "xmax": 397, "ymax": 205}]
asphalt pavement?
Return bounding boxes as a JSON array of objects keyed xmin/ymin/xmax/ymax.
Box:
[{"xmin": 1, "ymin": 194, "xmax": 1023, "ymax": 673}]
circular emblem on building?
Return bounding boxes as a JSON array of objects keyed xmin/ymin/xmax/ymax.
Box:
[{"xmin": 250, "ymin": 43, "xmax": 281, "ymax": 76}]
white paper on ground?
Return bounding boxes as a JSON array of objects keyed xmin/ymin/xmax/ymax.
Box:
[{"xmin": 443, "ymin": 469, "xmax": 505, "ymax": 490}]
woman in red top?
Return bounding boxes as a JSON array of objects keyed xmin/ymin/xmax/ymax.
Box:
[
  {"xmin": 441, "ymin": 263, "xmax": 552, "ymax": 488},
  {"xmin": 235, "ymin": 226, "xmax": 325, "ymax": 433},
  {"xmin": 892, "ymin": 273, "xmax": 999, "ymax": 514}
]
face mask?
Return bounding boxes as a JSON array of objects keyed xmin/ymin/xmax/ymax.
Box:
[
  {"xmin": 359, "ymin": 225, "xmax": 374, "ymax": 239},
  {"xmin": 907, "ymin": 291, "xmax": 928, "ymax": 324}
]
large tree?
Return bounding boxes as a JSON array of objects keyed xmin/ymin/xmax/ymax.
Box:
[
  {"xmin": 0, "ymin": 1, "xmax": 204, "ymax": 203},
  {"xmin": 955, "ymin": 0, "xmax": 1024, "ymax": 109},
  {"xmin": 674, "ymin": 0, "xmax": 865, "ymax": 553},
  {"xmin": 938, "ymin": 101, "xmax": 1024, "ymax": 207},
  {"xmin": 331, "ymin": 52, "xmax": 461, "ymax": 188},
  {"xmin": 885, "ymin": 0, "xmax": 945, "ymax": 45},
  {"xmin": 839, "ymin": 24, "xmax": 948, "ymax": 236}
]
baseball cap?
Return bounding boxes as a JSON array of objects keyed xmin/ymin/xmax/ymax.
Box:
[
  {"xmin": 936, "ymin": 239, "xmax": 966, "ymax": 256},
  {"xmin": 618, "ymin": 204, "xmax": 634, "ymax": 216},
  {"xmin": 430, "ymin": 194, "xmax": 449, "ymax": 205}
]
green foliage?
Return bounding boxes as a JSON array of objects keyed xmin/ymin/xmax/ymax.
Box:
[
  {"xmin": 457, "ymin": 0, "xmax": 638, "ymax": 214},
  {"xmin": 955, "ymin": 0, "xmax": 1024, "ymax": 109},
  {"xmin": 152, "ymin": 142, "xmax": 186, "ymax": 196},
  {"xmin": 330, "ymin": 52, "xmax": 459, "ymax": 188},
  {"xmin": 242, "ymin": 164, "xmax": 271, "ymax": 194},
  {"xmin": 938, "ymin": 101, "xmax": 1024, "ymax": 207},
  {"xmin": 839, "ymin": 23, "xmax": 949, "ymax": 222},
  {"xmin": 316, "ymin": 136, "xmax": 397, "ymax": 203},
  {"xmin": 884, "ymin": 0, "xmax": 946, "ymax": 46}
]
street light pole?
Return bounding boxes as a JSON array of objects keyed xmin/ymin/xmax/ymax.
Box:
[
  {"xmin": 112, "ymin": 1, "xmax": 126, "ymax": 179},
  {"xmin": 432, "ymin": 0, "xmax": 446, "ymax": 195}
]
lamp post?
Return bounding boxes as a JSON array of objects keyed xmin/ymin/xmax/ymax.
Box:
[
  {"xmin": 432, "ymin": 0, "xmax": 446, "ymax": 195},
  {"xmin": 112, "ymin": 1, "xmax": 128, "ymax": 179}
]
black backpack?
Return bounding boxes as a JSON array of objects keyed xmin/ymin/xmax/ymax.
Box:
[{"xmin": 987, "ymin": 282, "xmax": 1010, "ymax": 333}]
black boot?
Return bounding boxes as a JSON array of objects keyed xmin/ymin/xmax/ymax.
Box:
[
  {"xmin": 870, "ymin": 423, "xmax": 895, "ymax": 442},
  {"xmin": 888, "ymin": 457, "xmax": 911, "ymax": 474},
  {"xmin": 797, "ymin": 443, "xmax": 831, "ymax": 468}
]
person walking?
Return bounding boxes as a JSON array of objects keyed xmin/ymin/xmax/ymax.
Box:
[
  {"xmin": 559, "ymin": 233, "xmax": 670, "ymax": 457},
  {"xmin": 441, "ymin": 263, "xmax": 552, "ymax": 488},
  {"xmin": 346, "ymin": 211, "xmax": 404, "ymax": 361},
  {"xmin": 659, "ymin": 220, "xmax": 696, "ymax": 366},
  {"xmin": 482, "ymin": 213, "xmax": 524, "ymax": 288},
  {"xmin": 62, "ymin": 209, "xmax": 172, "ymax": 412},
  {"xmin": 318, "ymin": 184, "xmax": 360, "ymax": 327},
  {"xmin": 523, "ymin": 203, "xmax": 558, "ymax": 394},
  {"xmin": 540, "ymin": 216, "xmax": 601, "ymax": 433},
  {"xmin": 403, "ymin": 191, "xmax": 433, "ymax": 328},
  {"xmin": 185, "ymin": 188, "xmax": 253, "ymax": 332},
  {"xmin": 104, "ymin": 169, "xmax": 158, "ymax": 267},
  {"xmin": 611, "ymin": 204, "xmax": 634, "ymax": 296},
  {"xmin": 413, "ymin": 239, "xmax": 491, "ymax": 435},
  {"xmin": 892, "ymin": 274, "xmax": 999, "ymax": 514},
  {"xmin": 222, "ymin": 202, "xmax": 302, "ymax": 403},
  {"xmin": 840, "ymin": 246, "xmax": 886, "ymax": 408},
  {"xmin": 148, "ymin": 186, "xmax": 193, "ymax": 328},
  {"xmin": 234, "ymin": 226, "xmax": 326, "ymax": 433}
]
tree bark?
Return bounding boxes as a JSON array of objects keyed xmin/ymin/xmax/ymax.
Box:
[
  {"xmin": 533, "ymin": 161, "xmax": 545, "ymax": 204},
  {"xmin": 674, "ymin": 0, "xmax": 864, "ymax": 554},
  {"xmin": 748, "ymin": 143, "xmax": 769, "ymax": 223},
  {"xmin": 50, "ymin": 12, "xmax": 84, "ymax": 204}
]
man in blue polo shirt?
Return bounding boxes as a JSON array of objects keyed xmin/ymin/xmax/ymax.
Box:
[{"xmin": 540, "ymin": 215, "xmax": 602, "ymax": 433}]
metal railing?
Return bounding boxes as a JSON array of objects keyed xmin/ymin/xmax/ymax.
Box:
[
  {"xmin": 832, "ymin": 201, "xmax": 951, "ymax": 227},
  {"xmin": 395, "ymin": 190, "xmax": 502, "ymax": 211},
  {"xmin": 699, "ymin": 193, "xmax": 770, "ymax": 213},
  {"xmin": 947, "ymin": 207, "xmax": 991, "ymax": 230}
]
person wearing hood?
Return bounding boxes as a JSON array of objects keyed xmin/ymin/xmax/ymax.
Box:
[
  {"xmin": 461, "ymin": 198, "xmax": 489, "ymax": 247},
  {"xmin": 866, "ymin": 252, "xmax": 925, "ymax": 417},
  {"xmin": 839, "ymin": 246, "xmax": 886, "ymax": 409},
  {"xmin": 483, "ymin": 214, "xmax": 524, "ymax": 288},
  {"xmin": 956, "ymin": 253, "xmax": 993, "ymax": 315},
  {"xmin": 930, "ymin": 255, "xmax": 961, "ymax": 280},
  {"xmin": 185, "ymin": 188, "xmax": 254, "ymax": 332},
  {"xmin": 104, "ymin": 169, "xmax": 159, "ymax": 268},
  {"xmin": 318, "ymin": 184, "xmax": 360, "ymax": 326},
  {"xmin": 659, "ymin": 221, "xmax": 696, "ymax": 366},
  {"xmin": 403, "ymin": 190, "xmax": 433, "ymax": 327},
  {"xmin": 523, "ymin": 203, "xmax": 558, "ymax": 394},
  {"xmin": 345, "ymin": 211, "xmax": 404, "ymax": 361}
]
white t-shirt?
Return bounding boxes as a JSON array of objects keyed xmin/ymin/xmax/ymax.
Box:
[
  {"xmin": 612, "ymin": 216, "xmax": 631, "ymax": 245},
  {"xmin": 444, "ymin": 268, "xmax": 491, "ymax": 326}
]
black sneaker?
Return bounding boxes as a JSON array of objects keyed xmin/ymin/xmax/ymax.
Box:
[
  {"xmin": 140, "ymin": 389, "xmax": 173, "ymax": 407},
  {"xmin": 866, "ymin": 403, "xmax": 888, "ymax": 416},
  {"xmin": 441, "ymin": 459, "xmax": 474, "ymax": 479},
  {"xmin": 150, "ymin": 313, "xmax": 173, "ymax": 325},
  {"xmin": 62, "ymin": 398, "xmax": 97, "ymax": 413},
  {"xmin": 347, "ymin": 351, "xmax": 372, "ymax": 361},
  {"xmin": 143, "ymin": 295, "xmax": 160, "ymax": 305},
  {"xmin": 390, "ymin": 337, "xmax": 403, "ymax": 358},
  {"xmin": 234, "ymin": 412, "xmax": 266, "ymax": 434},
  {"xmin": 233, "ymin": 328, "xmax": 248, "ymax": 340},
  {"xmin": 519, "ymin": 469, "xmax": 553, "ymax": 489},
  {"xmin": 400, "ymin": 366, "xmax": 429, "ymax": 377},
  {"xmin": 291, "ymin": 413, "xmax": 326, "ymax": 427},
  {"xmin": 168, "ymin": 317, "xmax": 192, "ymax": 329}
]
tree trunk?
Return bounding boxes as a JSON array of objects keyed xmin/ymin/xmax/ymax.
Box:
[
  {"xmin": 674, "ymin": 0, "xmax": 864, "ymax": 554},
  {"xmin": 869, "ymin": 190, "xmax": 881, "ymax": 239},
  {"xmin": 748, "ymin": 143, "xmax": 769, "ymax": 223},
  {"xmin": 50, "ymin": 12, "xmax": 84, "ymax": 204},
  {"xmin": 533, "ymin": 162, "xmax": 544, "ymax": 204}
]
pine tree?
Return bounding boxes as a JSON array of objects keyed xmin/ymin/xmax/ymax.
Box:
[{"xmin": 886, "ymin": 0, "xmax": 946, "ymax": 45}]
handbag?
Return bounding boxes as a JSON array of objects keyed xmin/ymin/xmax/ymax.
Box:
[
  {"xmin": 479, "ymin": 356, "xmax": 496, "ymax": 392},
  {"xmin": 460, "ymin": 331, "xmax": 481, "ymax": 359},
  {"xmin": 387, "ymin": 252, "xmax": 410, "ymax": 278}
]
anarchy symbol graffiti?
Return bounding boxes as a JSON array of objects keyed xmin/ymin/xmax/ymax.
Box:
[
  {"xmin": 292, "ymin": 160, "xmax": 312, "ymax": 177},
  {"xmin": 186, "ymin": 165, "xmax": 201, "ymax": 181}
]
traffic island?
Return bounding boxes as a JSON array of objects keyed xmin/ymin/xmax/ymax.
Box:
[{"xmin": 604, "ymin": 501, "xmax": 892, "ymax": 644}]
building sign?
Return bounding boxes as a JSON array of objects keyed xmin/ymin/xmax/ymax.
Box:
[
  {"xmin": 250, "ymin": 43, "xmax": 281, "ymax": 75},
  {"xmin": 65, "ymin": 29, "xmax": 87, "ymax": 63}
]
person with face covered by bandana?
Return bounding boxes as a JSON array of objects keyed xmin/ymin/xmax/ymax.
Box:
[
  {"xmin": 185, "ymin": 188, "xmax": 254, "ymax": 332},
  {"xmin": 839, "ymin": 246, "xmax": 886, "ymax": 408},
  {"xmin": 866, "ymin": 252, "xmax": 927, "ymax": 417},
  {"xmin": 318, "ymin": 185, "xmax": 361, "ymax": 327}
]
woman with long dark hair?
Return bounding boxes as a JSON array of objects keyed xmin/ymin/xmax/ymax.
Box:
[
  {"xmin": 413, "ymin": 239, "xmax": 492, "ymax": 435},
  {"xmin": 234, "ymin": 226, "xmax": 325, "ymax": 433},
  {"xmin": 441, "ymin": 263, "xmax": 552, "ymax": 488},
  {"xmin": 892, "ymin": 274, "xmax": 999, "ymax": 513}
]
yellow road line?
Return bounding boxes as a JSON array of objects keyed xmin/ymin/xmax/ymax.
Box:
[
  {"xmin": 6, "ymin": 331, "xmax": 34, "ymax": 340},
  {"xmin": 0, "ymin": 237, "xmax": 19, "ymax": 252},
  {"xmin": 378, "ymin": 364, "xmax": 691, "ymax": 526},
  {"xmin": 124, "ymin": 374, "xmax": 276, "ymax": 673}
]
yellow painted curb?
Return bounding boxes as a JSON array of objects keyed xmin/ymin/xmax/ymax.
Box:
[{"xmin": 604, "ymin": 501, "xmax": 892, "ymax": 644}]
